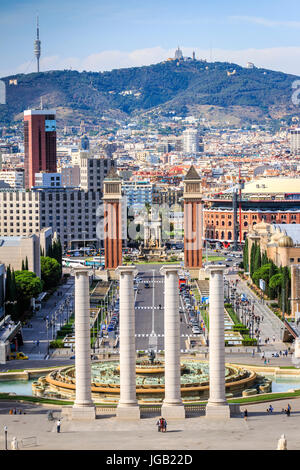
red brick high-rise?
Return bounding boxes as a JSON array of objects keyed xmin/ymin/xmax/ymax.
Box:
[
  {"xmin": 102, "ymin": 169, "xmax": 123, "ymax": 270},
  {"xmin": 24, "ymin": 109, "xmax": 57, "ymax": 189},
  {"xmin": 183, "ymin": 165, "xmax": 203, "ymax": 271}
]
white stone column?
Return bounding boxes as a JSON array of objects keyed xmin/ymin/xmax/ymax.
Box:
[
  {"xmin": 72, "ymin": 266, "xmax": 95, "ymax": 420},
  {"xmin": 205, "ymin": 265, "xmax": 230, "ymax": 419},
  {"xmin": 160, "ymin": 265, "xmax": 185, "ymax": 419},
  {"xmin": 116, "ymin": 266, "xmax": 140, "ymax": 419}
]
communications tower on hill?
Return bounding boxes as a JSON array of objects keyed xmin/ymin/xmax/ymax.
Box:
[{"xmin": 34, "ymin": 16, "xmax": 41, "ymax": 72}]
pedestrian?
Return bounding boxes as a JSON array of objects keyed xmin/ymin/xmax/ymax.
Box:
[
  {"xmin": 11, "ymin": 437, "xmax": 18, "ymax": 450},
  {"xmin": 277, "ymin": 434, "xmax": 287, "ymax": 450},
  {"xmin": 243, "ymin": 409, "xmax": 248, "ymax": 421},
  {"xmin": 56, "ymin": 418, "xmax": 61, "ymax": 433},
  {"xmin": 162, "ymin": 417, "xmax": 167, "ymax": 432},
  {"xmin": 286, "ymin": 408, "xmax": 291, "ymax": 417},
  {"xmin": 287, "ymin": 403, "xmax": 291, "ymax": 412},
  {"xmin": 273, "ymin": 335, "xmax": 275, "ymax": 342},
  {"xmin": 156, "ymin": 418, "xmax": 161, "ymax": 432}
]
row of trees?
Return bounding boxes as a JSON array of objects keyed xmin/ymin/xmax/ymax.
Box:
[
  {"xmin": 243, "ymin": 239, "xmax": 291, "ymax": 315},
  {"xmin": 5, "ymin": 239, "xmax": 63, "ymax": 321}
]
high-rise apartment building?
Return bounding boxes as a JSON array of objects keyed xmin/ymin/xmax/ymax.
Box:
[
  {"xmin": 290, "ymin": 128, "xmax": 300, "ymax": 155},
  {"xmin": 182, "ymin": 128, "xmax": 203, "ymax": 154},
  {"xmin": 24, "ymin": 109, "xmax": 57, "ymax": 189}
]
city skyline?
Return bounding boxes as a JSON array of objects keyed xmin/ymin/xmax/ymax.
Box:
[{"xmin": 1, "ymin": 0, "xmax": 300, "ymax": 77}]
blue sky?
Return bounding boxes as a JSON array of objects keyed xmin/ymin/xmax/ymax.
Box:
[{"xmin": 1, "ymin": 0, "xmax": 300, "ymax": 77}]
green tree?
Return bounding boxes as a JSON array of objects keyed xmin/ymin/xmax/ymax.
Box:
[
  {"xmin": 269, "ymin": 273, "xmax": 283, "ymax": 299},
  {"xmin": 268, "ymin": 261, "xmax": 278, "ymax": 299},
  {"xmin": 252, "ymin": 263, "xmax": 271, "ymax": 286},
  {"xmin": 250, "ymin": 243, "xmax": 256, "ymax": 278},
  {"xmin": 253, "ymin": 244, "xmax": 261, "ymax": 277},
  {"xmin": 14, "ymin": 270, "xmax": 43, "ymax": 316},
  {"xmin": 41, "ymin": 256, "xmax": 61, "ymax": 290},
  {"xmin": 243, "ymin": 238, "xmax": 249, "ymax": 271}
]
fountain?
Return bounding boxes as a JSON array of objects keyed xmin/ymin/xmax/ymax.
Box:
[{"xmin": 36, "ymin": 356, "xmax": 264, "ymax": 403}]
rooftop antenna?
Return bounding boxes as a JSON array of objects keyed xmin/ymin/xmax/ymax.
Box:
[{"xmin": 34, "ymin": 15, "xmax": 41, "ymax": 72}]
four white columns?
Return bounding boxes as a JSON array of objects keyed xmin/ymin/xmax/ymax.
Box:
[
  {"xmin": 205, "ymin": 265, "xmax": 230, "ymax": 419},
  {"xmin": 70, "ymin": 263, "xmax": 230, "ymax": 421}
]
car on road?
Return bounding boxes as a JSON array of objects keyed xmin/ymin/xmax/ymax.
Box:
[
  {"xmin": 9, "ymin": 352, "xmax": 28, "ymax": 360},
  {"xmin": 144, "ymin": 282, "xmax": 150, "ymax": 288},
  {"xmin": 192, "ymin": 326, "xmax": 201, "ymax": 334}
]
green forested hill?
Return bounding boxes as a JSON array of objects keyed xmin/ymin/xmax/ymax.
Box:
[{"xmin": 0, "ymin": 59, "xmax": 299, "ymax": 125}]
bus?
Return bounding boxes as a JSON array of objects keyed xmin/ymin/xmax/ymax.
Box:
[{"xmin": 62, "ymin": 258, "xmax": 85, "ymax": 267}]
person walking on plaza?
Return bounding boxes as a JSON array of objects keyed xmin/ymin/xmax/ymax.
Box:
[
  {"xmin": 243, "ymin": 409, "xmax": 248, "ymax": 421},
  {"xmin": 11, "ymin": 437, "xmax": 18, "ymax": 450},
  {"xmin": 56, "ymin": 419, "xmax": 61, "ymax": 433},
  {"xmin": 156, "ymin": 418, "xmax": 162, "ymax": 432},
  {"xmin": 162, "ymin": 417, "xmax": 167, "ymax": 432}
]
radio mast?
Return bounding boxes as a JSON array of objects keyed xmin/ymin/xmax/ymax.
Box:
[{"xmin": 34, "ymin": 16, "xmax": 41, "ymax": 72}]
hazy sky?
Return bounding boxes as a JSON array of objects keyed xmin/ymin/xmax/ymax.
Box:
[{"xmin": 1, "ymin": 0, "xmax": 300, "ymax": 77}]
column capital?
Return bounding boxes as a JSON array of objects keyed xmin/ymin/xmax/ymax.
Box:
[
  {"xmin": 71, "ymin": 266, "xmax": 92, "ymax": 277},
  {"xmin": 116, "ymin": 265, "xmax": 138, "ymax": 278},
  {"xmin": 205, "ymin": 264, "xmax": 226, "ymax": 274},
  {"xmin": 160, "ymin": 265, "xmax": 181, "ymax": 276}
]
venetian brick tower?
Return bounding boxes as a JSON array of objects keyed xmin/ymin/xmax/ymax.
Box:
[
  {"xmin": 183, "ymin": 166, "xmax": 203, "ymax": 275},
  {"xmin": 102, "ymin": 168, "xmax": 123, "ymax": 270}
]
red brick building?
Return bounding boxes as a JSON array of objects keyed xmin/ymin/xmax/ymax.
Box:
[
  {"xmin": 203, "ymin": 202, "xmax": 300, "ymax": 244},
  {"xmin": 24, "ymin": 109, "xmax": 57, "ymax": 189}
]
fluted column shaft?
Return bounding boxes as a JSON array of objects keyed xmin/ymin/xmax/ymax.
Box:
[
  {"xmin": 74, "ymin": 267, "xmax": 93, "ymax": 407},
  {"xmin": 207, "ymin": 267, "xmax": 227, "ymax": 405},
  {"xmin": 163, "ymin": 267, "xmax": 182, "ymax": 404},
  {"xmin": 117, "ymin": 266, "xmax": 138, "ymax": 407}
]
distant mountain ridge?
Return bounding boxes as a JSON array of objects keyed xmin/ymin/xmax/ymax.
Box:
[{"xmin": 1, "ymin": 60, "xmax": 299, "ymax": 126}]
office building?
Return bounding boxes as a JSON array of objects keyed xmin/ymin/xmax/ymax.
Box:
[
  {"xmin": 290, "ymin": 128, "xmax": 300, "ymax": 155},
  {"xmin": 24, "ymin": 109, "xmax": 57, "ymax": 189},
  {"xmin": 34, "ymin": 172, "xmax": 61, "ymax": 188},
  {"xmin": 60, "ymin": 166, "xmax": 80, "ymax": 187},
  {"xmin": 0, "ymin": 170, "xmax": 24, "ymax": 189},
  {"xmin": 0, "ymin": 234, "xmax": 41, "ymax": 277},
  {"xmin": 80, "ymin": 154, "xmax": 115, "ymax": 192},
  {"xmin": 0, "ymin": 189, "xmax": 101, "ymax": 250},
  {"xmin": 122, "ymin": 180, "xmax": 153, "ymax": 208}
]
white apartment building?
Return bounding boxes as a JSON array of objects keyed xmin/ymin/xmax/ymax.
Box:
[
  {"xmin": 0, "ymin": 170, "xmax": 24, "ymax": 189},
  {"xmin": 182, "ymin": 128, "xmax": 201, "ymax": 154},
  {"xmin": 0, "ymin": 189, "xmax": 101, "ymax": 250}
]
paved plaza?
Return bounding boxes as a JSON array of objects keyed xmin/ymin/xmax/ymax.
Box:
[{"xmin": 0, "ymin": 398, "xmax": 300, "ymax": 450}]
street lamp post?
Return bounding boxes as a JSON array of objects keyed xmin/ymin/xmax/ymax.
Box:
[{"xmin": 4, "ymin": 425, "xmax": 7, "ymax": 450}]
